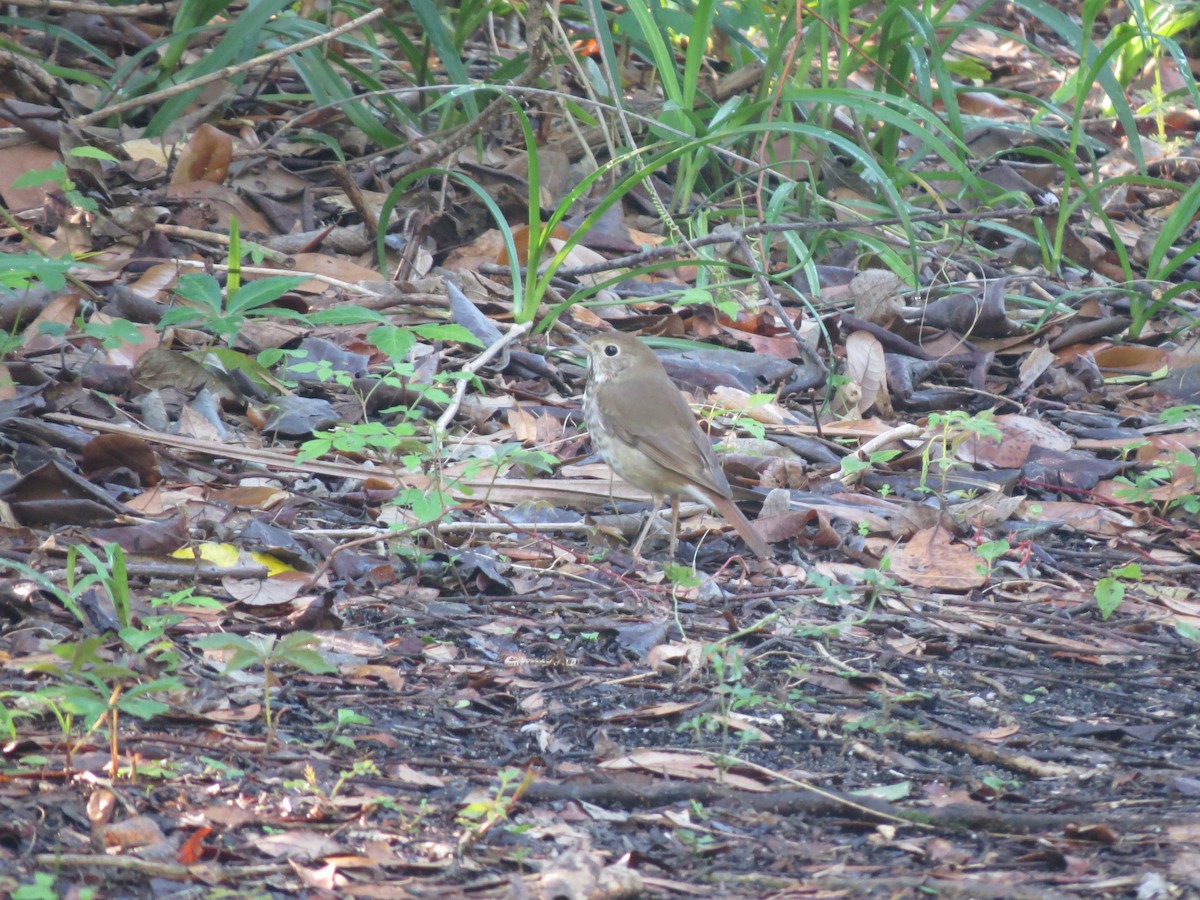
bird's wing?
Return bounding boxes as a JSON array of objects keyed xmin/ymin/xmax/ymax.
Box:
[{"xmin": 596, "ymin": 378, "xmax": 733, "ymax": 499}]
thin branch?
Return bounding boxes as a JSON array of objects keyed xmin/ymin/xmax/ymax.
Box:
[
  {"xmin": 436, "ymin": 322, "xmax": 534, "ymax": 434},
  {"xmin": 736, "ymin": 234, "xmax": 813, "ymax": 363},
  {"xmin": 531, "ymin": 205, "xmax": 1051, "ymax": 281},
  {"xmin": 153, "ymin": 224, "xmax": 294, "ymax": 265},
  {"xmin": 71, "ymin": 8, "xmax": 384, "ymax": 127},
  {"xmin": 4, "ymin": 0, "xmax": 177, "ymax": 15}
]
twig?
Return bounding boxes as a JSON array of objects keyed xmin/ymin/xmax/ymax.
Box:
[
  {"xmin": 5, "ymin": 0, "xmax": 176, "ymax": 14},
  {"xmin": 17, "ymin": 557, "xmax": 270, "ymax": 582},
  {"xmin": 332, "ymin": 164, "xmax": 379, "ymax": 239},
  {"xmin": 35, "ymin": 854, "xmax": 286, "ymax": 881},
  {"xmin": 167, "ymin": 258, "xmax": 392, "ymax": 299},
  {"xmin": 0, "ymin": 47, "xmax": 58, "ymax": 95},
  {"xmin": 835, "ymin": 422, "xmax": 924, "ymax": 484},
  {"xmin": 544, "ymin": 11, "xmax": 607, "ymax": 169},
  {"xmin": 530, "ymin": 205, "xmax": 1051, "ymax": 282},
  {"xmin": 436, "ymin": 322, "xmax": 534, "ymax": 433},
  {"xmin": 437, "ymin": 521, "xmax": 590, "ymax": 534},
  {"xmin": 71, "ymin": 8, "xmax": 384, "ymax": 128},
  {"xmin": 735, "ymin": 234, "xmax": 819, "ymax": 371},
  {"xmin": 153, "ymin": 223, "xmax": 294, "ymax": 265}
]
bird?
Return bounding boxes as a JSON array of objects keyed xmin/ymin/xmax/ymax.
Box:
[{"xmin": 579, "ymin": 331, "xmax": 773, "ymax": 561}]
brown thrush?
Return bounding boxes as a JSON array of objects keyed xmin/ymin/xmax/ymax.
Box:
[{"xmin": 580, "ymin": 332, "xmax": 773, "ymax": 560}]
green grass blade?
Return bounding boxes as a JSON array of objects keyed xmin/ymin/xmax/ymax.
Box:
[
  {"xmin": 681, "ymin": 0, "xmax": 717, "ymax": 111},
  {"xmin": 408, "ymin": 0, "xmax": 479, "ymax": 120},
  {"xmin": 146, "ymin": 0, "xmax": 294, "ymax": 135},
  {"xmin": 622, "ymin": 0, "xmax": 689, "ymax": 134},
  {"xmin": 0, "ymin": 16, "xmax": 114, "ymax": 67}
]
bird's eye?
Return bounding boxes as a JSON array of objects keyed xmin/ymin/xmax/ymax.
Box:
[{"xmin": 603, "ymin": 344, "xmax": 619, "ymax": 357}]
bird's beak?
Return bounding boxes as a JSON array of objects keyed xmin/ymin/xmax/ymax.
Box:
[
  {"xmin": 567, "ymin": 332, "xmax": 592, "ymax": 361},
  {"xmin": 545, "ymin": 333, "xmax": 589, "ymax": 364}
]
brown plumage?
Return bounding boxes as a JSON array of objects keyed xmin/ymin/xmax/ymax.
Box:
[{"xmin": 580, "ymin": 332, "xmax": 773, "ymax": 561}]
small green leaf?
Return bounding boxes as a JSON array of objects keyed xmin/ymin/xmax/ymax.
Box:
[
  {"xmin": 368, "ymin": 325, "xmax": 417, "ymax": 360},
  {"xmin": 174, "ymin": 273, "xmax": 224, "ymax": 309},
  {"xmin": 1109, "ymin": 563, "xmax": 1142, "ymax": 581},
  {"xmin": 119, "ymin": 697, "xmax": 170, "ymax": 719},
  {"xmin": 944, "ymin": 57, "xmax": 992, "ymax": 81},
  {"xmin": 12, "ymin": 164, "xmax": 68, "ymax": 189},
  {"xmin": 840, "ymin": 456, "xmax": 871, "ymax": 476},
  {"xmin": 226, "ymin": 276, "xmax": 309, "ymax": 314},
  {"xmin": 663, "ymin": 563, "xmax": 702, "ymax": 589},
  {"xmin": 194, "ymin": 633, "xmax": 255, "ymax": 652},
  {"xmin": 337, "ymin": 709, "xmax": 370, "ymax": 726},
  {"xmin": 68, "ymin": 146, "xmax": 120, "ymax": 162},
  {"xmin": 309, "ymin": 307, "xmax": 389, "ymax": 326},
  {"xmin": 280, "ymin": 648, "xmax": 337, "ymax": 674},
  {"xmin": 412, "ymin": 323, "xmax": 485, "ymax": 347},
  {"xmin": 976, "ymin": 540, "xmax": 1009, "ymax": 565},
  {"xmin": 1094, "ymin": 577, "xmax": 1125, "ymax": 620}
]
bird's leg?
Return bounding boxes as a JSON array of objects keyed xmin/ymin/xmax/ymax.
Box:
[
  {"xmin": 668, "ymin": 495, "xmax": 680, "ymax": 557},
  {"xmin": 630, "ymin": 494, "xmax": 665, "ymax": 560}
]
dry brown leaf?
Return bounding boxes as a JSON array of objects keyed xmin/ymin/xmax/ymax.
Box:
[
  {"xmin": 97, "ymin": 815, "xmax": 167, "ymax": 850},
  {"xmin": 507, "ymin": 406, "xmax": 540, "ymax": 443},
  {"xmin": 599, "ymin": 750, "xmax": 772, "ymax": 791},
  {"xmin": 81, "ymin": 433, "xmax": 160, "ymax": 484},
  {"xmin": 707, "ymin": 385, "xmax": 788, "ymax": 423},
  {"xmin": 627, "ymin": 227, "xmax": 668, "ymax": 247},
  {"xmin": 496, "ymin": 224, "xmax": 571, "ymax": 265},
  {"xmin": 206, "ymin": 485, "xmax": 292, "ymax": 509},
  {"xmin": 844, "ymin": 330, "xmax": 887, "ymax": 414},
  {"xmin": 124, "ymin": 485, "xmax": 169, "ymax": 515},
  {"xmin": 126, "ymin": 263, "xmax": 179, "ymax": 299},
  {"xmin": 255, "ymin": 829, "xmax": 342, "ymax": 860},
  {"xmin": 756, "ymin": 507, "xmax": 842, "ymax": 549},
  {"xmin": 21, "ymin": 293, "xmax": 78, "ymax": 350},
  {"xmin": 851, "ymin": 269, "xmax": 907, "ymax": 326},
  {"xmin": 764, "ymin": 133, "xmax": 818, "ymax": 181},
  {"xmin": 1134, "ymin": 432, "xmax": 1200, "ymax": 464},
  {"xmin": 423, "ymin": 642, "xmax": 459, "ymax": 662},
  {"xmin": 345, "ymin": 664, "xmax": 406, "ymax": 692},
  {"xmin": 177, "ymin": 826, "xmax": 212, "ymax": 865},
  {"xmin": 1017, "ymin": 344, "xmax": 1056, "ymax": 391},
  {"xmin": 391, "ymin": 764, "xmax": 446, "ymax": 788},
  {"xmin": 1092, "ymin": 344, "xmax": 1169, "ymax": 373},
  {"xmin": 611, "ymin": 703, "xmax": 701, "ymax": 723},
  {"xmin": 889, "ymin": 527, "xmax": 988, "ymax": 591},
  {"xmin": 546, "ymin": 236, "xmax": 609, "ymax": 283},
  {"xmin": 646, "ymin": 640, "xmax": 704, "ymax": 673},
  {"xmin": 958, "ymin": 414, "xmax": 1072, "ymax": 467},
  {"xmin": 0, "ymin": 142, "xmax": 61, "ymax": 210},
  {"xmin": 291, "ymin": 861, "xmax": 347, "ymax": 890},
  {"xmin": 972, "ymin": 724, "xmax": 1022, "ymax": 742},
  {"xmin": 1018, "ymin": 626, "xmax": 1132, "ymax": 663},
  {"xmin": 290, "ymin": 251, "xmax": 383, "ymax": 294},
  {"xmin": 91, "ymin": 313, "xmax": 160, "ymax": 367},
  {"xmin": 1023, "ymin": 499, "xmax": 1136, "ymax": 537},
  {"xmin": 224, "ymin": 575, "xmax": 307, "ymax": 607},
  {"xmin": 166, "ymin": 180, "xmax": 273, "ymax": 233},
  {"xmin": 171, "ymin": 123, "xmax": 233, "ymax": 185}
]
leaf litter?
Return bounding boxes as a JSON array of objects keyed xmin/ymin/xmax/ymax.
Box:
[{"xmin": 0, "ymin": 0, "xmax": 1199, "ymax": 896}]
